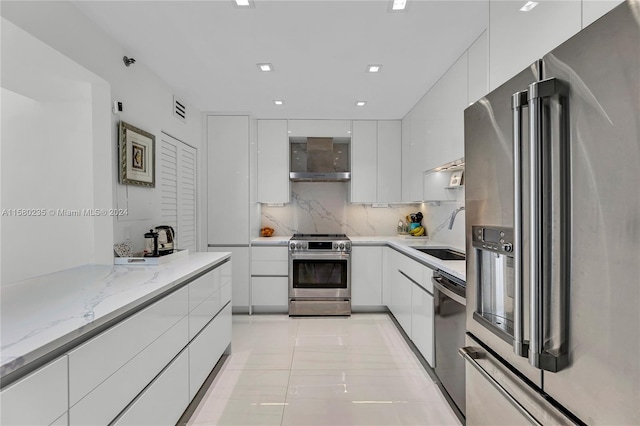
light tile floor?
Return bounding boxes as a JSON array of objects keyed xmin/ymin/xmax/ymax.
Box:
[{"xmin": 187, "ymin": 314, "xmax": 461, "ymax": 426}]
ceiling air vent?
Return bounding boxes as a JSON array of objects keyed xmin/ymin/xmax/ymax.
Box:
[{"xmin": 173, "ymin": 96, "xmax": 186, "ymax": 123}]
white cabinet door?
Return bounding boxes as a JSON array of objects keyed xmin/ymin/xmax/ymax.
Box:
[
  {"xmin": 440, "ymin": 52, "xmax": 468, "ymax": 165},
  {"xmin": 113, "ymin": 349, "xmax": 190, "ymax": 426},
  {"xmin": 382, "ymin": 248, "xmax": 398, "ymax": 307},
  {"xmin": 210, "ymin": 247, "xmax": 248, "ymax": 310},
  {"xmin": 376, "ymin": 120, "xmax": 402, "ymax": 203},
  {"xmin": 408, "ymin": 96, "xmax": 428, "ymax": 201},
  {"xmin": 423, "ymin": 81, "xmax": 442, "ymax": 173},
  {"xmin": 251, "ymin": 276, "xmax": 289, "ymax": 308},
  {"xmin": 251, "ymin": 246, "xmax": 288, "ymax": 275},
  {"xmin": 393, "ymin": 271, "xmax": 413, "ymax": 337},
  {"xmin": 287, "ymin": 120, "xmax": 352, "ymax": 137},
  {"xmin": 350, "ymin": 120, "xmax": 378, "ymax": 203},
  {"xmin": 189, "ymin": 304, "xmax": 232, "ymax": 399},
  {"xmin": 0, "ymin": 356, "xmax": 68, "ymax": 426},
  {"xmin": 351, "ymin": 246, "xmax": 383, "ymax": 307},
  {"xmin": 401, "ymin": 113, "xmax": 413, "ymax": 202},
  {"xmin": 257, "ymin": 119, "xmax": 289, "ymax": 203},
  {"xmin": 468, "ymin": 30, "xmax": 489, "ymax": 105},
  {"xmin": 411, "ymin": 282, "xmax": 435, "ymax": 367},
  {"xmin": 207, "ymin": 115, "xmax": 250, "ymax": 244},
  {"xmin": 489, "ymin": 0, "xmax": 581, "ymax": 90}
]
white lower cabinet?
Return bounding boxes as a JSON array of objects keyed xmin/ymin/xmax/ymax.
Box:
[
  {"xmin": 411, "ymin": 281, "xmax": 435, "ymax": 367},
  {"xmin": 114, "ymin": 350, "xmax": 190, "ymax": 426},
  {"xmin": 392, "ymin": 271, "xmax": 413, "ymax": 337},
  {"xmin": 189, "ymin": 304, "xmax": 232, "ymax": 399},
  {"xmin": 351, "ymin": 246, "xmax": 383, "ymax": 307},
  {"xmin": 69, "ymin": 316, "xmax": 189, "ymax": 425},
  {"xmin": 210, "ymin": 246, "xmax": 249, "ymax": 311},
  {"xmin": 0, "ymin": 356, "xmax": 68, "ymax": 426},
  {"xmin": 251, "ymin": 246, "xmax": 289, "ymax": 311}
]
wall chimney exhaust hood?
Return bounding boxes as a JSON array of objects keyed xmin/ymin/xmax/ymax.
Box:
[{"xmin": 290, "ymin": 137, "xmax": 350, "ymax": 182}]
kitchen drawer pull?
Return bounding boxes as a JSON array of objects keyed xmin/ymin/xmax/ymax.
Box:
[{"xmin": 459, "ymin": 346, "xmax": 542, "ymax": 426}]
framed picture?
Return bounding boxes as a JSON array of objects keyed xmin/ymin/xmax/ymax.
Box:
[
  {"xmin": 119, "ymin": 121, "xmax": 155, "ymax": 187},
  {"xmin": 449, "ymin": 170, "xmax": 463, "ymax": 187}
]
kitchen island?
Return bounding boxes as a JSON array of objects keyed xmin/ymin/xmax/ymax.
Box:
[{"xmin": 0, "ymin": 252, "xmax": 232, "ymax": 425}]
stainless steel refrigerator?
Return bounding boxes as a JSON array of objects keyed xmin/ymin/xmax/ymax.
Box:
[{"xmin": 463, "ymin": 2, "xmax": 640, "ymax": 424}]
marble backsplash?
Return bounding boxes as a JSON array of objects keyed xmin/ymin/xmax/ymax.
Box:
[{"xmin": 260, "ymin": 182, "xmax": 465, "ymax": 250}]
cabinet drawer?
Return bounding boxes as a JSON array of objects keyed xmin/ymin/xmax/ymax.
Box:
[
  {"xmin": 251, "ymin": 247, "xmax": 288, "ymax": 276},
  {"xmin": 398, "ymin": 254, "xmax": 433, "ymax": 293},
  {"xmin": 68, "ymin": 286, "xmax": 188, "ymax": 406},
  {"xmin": 69, "ymin": 316, "xmax": 189, "ymax": 425},
  {"xmin": 251, "ymin": 276, "xmax": 288, "ymax": 307},
  {"xmin": 189, "ymin": 268, "xmax": 221, "ymax": 313},
  {"xmin": 189, "ymin": 289, "xmax": 222, "ymax": 339},
  {"xmin": 189, "ymin": 304, "xmax": 232, "ymax": 399},
  {"xmin": 113, "ymin": 349, "xmax": 189, "ymax": 426},
  {"xmin": 0, "ymin": 356, "xmax": 68, "ymax": 426}
]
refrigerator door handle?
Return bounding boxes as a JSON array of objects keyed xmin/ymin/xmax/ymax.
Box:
[
  {"xmin": 528, "ymin": 78, "xmax": 570, "ymax": 372},
  {"xmin": 511, "ymin": 90, "xmax": 529, "ymax": 359},
  {"xmin": 459, "ymin": 346, "xmax": 543, "ymax": 426}
]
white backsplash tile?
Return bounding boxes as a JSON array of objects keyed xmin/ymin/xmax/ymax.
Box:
[{"xmin": 261, "ymin": 182, "xmax": 465, "ymax": 250}]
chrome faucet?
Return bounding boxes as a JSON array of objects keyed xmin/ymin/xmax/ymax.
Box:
[{"xmin": 448, "ymin": 206, "xmax": 465, "ymax": 230}]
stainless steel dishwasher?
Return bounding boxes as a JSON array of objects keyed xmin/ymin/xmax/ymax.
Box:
[{"xmin": 432, "ymin": 270, "xmax": 466, "ymax": 418}]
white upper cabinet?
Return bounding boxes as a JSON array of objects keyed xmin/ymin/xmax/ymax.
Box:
[
  {"xmin": 350, "ymin": 120, "xmax": 378, "ymax": 203},
  {"xmin": 257, "ymin": 119, "xmax": 289, "ymax": 204},
  {"xmin": 207, "ymin": 115, "xmax": 250, "ymax": 245},
  {"xmin": 287, "ymin": 119, "xmax": 352, "ymax": 138},
  {"xmin": 488, "ymin": 0, "xmax": 581, "ymax": 91},
  {"xmin": 351, "ymin": 120, "xmax": 401, "ymax": 203},
  {"xmin": 376, "ymin": 120, "xmax": 402, "ymax": 203},
  {"xmin": 468, "ymin": 30, "xmax": 489, "ymax": 104},
  {"xmin": 434, "ymin": 51, "xmax": 468, "ymax": 170}
]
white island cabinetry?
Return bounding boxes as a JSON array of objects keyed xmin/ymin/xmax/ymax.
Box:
[{"xmin": 0, "ymin": 254, "xmax": 232, "ymax": 426}]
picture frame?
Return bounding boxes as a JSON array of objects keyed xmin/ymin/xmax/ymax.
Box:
[
  {"xmin": 449, "ymin": 170, "xmax": 463, "ymax": 187},
  {"xmin": 119, "ymin": 121, "xmax": 155, "ymax": 187}
]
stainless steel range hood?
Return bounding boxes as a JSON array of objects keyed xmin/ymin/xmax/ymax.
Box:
[{"xmin": 290, "ymin": 137, "xmax": 350, "ymax": 182}]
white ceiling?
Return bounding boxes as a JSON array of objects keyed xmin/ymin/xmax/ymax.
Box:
[{"xmin": 72, "ymin": 0, "xmax": 488, "ymax": 119}]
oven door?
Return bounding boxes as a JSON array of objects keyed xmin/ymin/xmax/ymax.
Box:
[{"xmin": 289, "ymin": 252, "xmax": 350, "ymax": 299}]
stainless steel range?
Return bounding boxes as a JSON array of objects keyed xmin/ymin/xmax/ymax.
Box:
[{"xmin": 288, "ymin": 233, "xmax": 351, "ymax": 316}]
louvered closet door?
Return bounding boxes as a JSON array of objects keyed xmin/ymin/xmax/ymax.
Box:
[{"xmin": 160, "ymin": 133, "xmax": 197, "ymax": 253}]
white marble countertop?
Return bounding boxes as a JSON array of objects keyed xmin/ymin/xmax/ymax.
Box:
[
  {"xmin": 251, "ymin": 235, "xmax": 466, "ymax": 281},
  {"xmin": 0, "ymin": 252, "xmax": 230, "ymax": 380}
]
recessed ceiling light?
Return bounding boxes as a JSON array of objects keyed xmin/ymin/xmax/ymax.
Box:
[
  {"xmin": 235, "ymin": 0, "xmax": 252, "ymax": 7},
  {"xmin": 356, "ymin": 101, "xmax": 367, "ymax": 107},
  {"xmin": 367, "ymin": 65, "xmax": 383, "ymax": 73},
  {"xmin": 392, "ymin": 0, "xmax": 407, "ymax": 11},
  {"xmin": 520, "ymin": 1, "xmax": 539, "ymax": 12},
  {"xmin": 274, "ymin": 100, "xmax": 284, "ymax": 106},
  {"xmin": 257, "ymin": 63, "xmax": 273, "ymax": 72}
]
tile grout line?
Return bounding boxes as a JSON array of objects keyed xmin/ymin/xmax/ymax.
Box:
[{"xmin": 280, "ymin": 317, "xmax": 300, "ymax": 426}]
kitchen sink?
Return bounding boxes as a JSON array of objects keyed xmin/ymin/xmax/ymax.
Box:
[{"xmin": 413, "ymin": 247, "xmax": 466, "ymax": 261}]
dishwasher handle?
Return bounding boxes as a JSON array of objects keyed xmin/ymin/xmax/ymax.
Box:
[{"xmin": 432, "ymin": 275, "xmax": 466, "ymax": 306}]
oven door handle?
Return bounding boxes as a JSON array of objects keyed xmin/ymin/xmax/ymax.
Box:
[
  {"xmin": 290, "ymin": 253, "xmax": 350, "ymax": 260},
  {"xmin": 432, "ymin": 276, "xmax": 466, "ymax": 306}
]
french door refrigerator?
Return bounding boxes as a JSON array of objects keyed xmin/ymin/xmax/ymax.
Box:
[{"xmin": 463, "ymin": 1, "xmax": 639, "ymax": 424}]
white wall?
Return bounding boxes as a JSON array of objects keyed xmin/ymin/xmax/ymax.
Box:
[
  {"xmin": 1, "ymin": 1, "xmax": 203, "ymax": 256},
  {"xmin": 1, "ymin": 18, "xmax": 113, "ymax": 284}
]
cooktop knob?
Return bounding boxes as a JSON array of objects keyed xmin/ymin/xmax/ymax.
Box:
[
  {"xmin": 339, "ymin": 243, "xmax": 345, "ymax": 250},
  {"xmin": 345, "ymin": 243, "xmax": 351, "ymax": 250},
  {"xmin": 296, "ymin": 243, "xmax": 302, "ymax": 249},
  {"xmin": 289, "ymin": 242, "xmax": 295, "ymax": 250}
]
